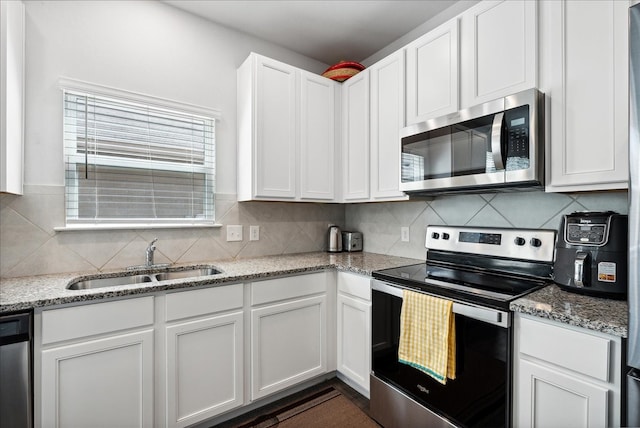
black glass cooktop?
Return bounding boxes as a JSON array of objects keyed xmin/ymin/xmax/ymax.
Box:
[{"xmin": 372, "ymin": 262, "xmax": 549, "ymax": 310}]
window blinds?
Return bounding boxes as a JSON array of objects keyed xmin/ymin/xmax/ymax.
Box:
[{"xmin": 63, "ymin": 90, "xmax": 215, "ymax": 226}]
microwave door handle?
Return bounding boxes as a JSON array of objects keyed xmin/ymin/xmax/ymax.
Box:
[{"xmin": 491, "ymin": 112, "xmax": 505, "ymax": 170}]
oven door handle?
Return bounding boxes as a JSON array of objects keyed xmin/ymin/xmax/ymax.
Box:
[{"xmin": 372, "ymin": 280, "xmax": 509, "ymax": 328}]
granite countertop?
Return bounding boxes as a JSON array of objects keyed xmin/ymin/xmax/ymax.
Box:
[
  {"xmin": 2, "ymin": 251, "xmax": 628, "ymax": 338},
  {"xmin": 0, "ymin": 252, "xmax": 421, "ymax": 313},
  {"xmin": 510, "ymin": 284, "xmax": 628, "ymax": 338}
]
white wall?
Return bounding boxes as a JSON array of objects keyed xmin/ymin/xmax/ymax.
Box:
[
  {"xmin": 0, "ymin": 1, "xmax": 345, "ymax": 279},
  {"xmin": 23, "ymin": 0, "xmax": 329, "ymax": 194}
]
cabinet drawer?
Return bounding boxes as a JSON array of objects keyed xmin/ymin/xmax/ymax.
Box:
[
  {"xmin": 337, "ymin": 271, "xmax": 371, "ymax": 301},
  {"xmin": 520, "ymin": 317, "xmax": 611, "ymax": 381},
  {"xmin": 41, "ymin": 297, "xmax": 154, "ymax": 344},
  {"xmin": 251, "ymin": 272, "xmax": 327, "ymax": 306},
  {"xmin": 166, "ymin": 283, "xmax": 243, "ymax": 321}
]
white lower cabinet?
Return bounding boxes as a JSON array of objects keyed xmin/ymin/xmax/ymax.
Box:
[
  {"xmin": 36, "ymin": 272, "xmax": 341, "ymax": 427},
  {"xmin": 336, "ymin": 272, "xmax": 371, "ymax": 397},
  {"xmin": 38, "ymin": 297, "xmax": 155, "ymax": 428},
  {"xmin": 518, "ymin": 359, "xmax": 609, "ymax": 428},
  {"xmin": 164, "ymin": 284, "xmax": 244, "ymax": 428},
  {"xmin": 514, "ymin": 314, "xmax": 622, "ymax": 428},
  {"xmin": 250, "ymin": 272, "xmax": 329, "ymax": 400}
]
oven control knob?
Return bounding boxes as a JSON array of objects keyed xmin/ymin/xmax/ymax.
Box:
[
  {"xmin": 530, "ymin": 238, "xmax": 542, "ymax": 247},
  {"xmin": 431, "ymin": 232, "xmax": 440, "ymax": 239},
  {"xmin": 514, "ymin": 237, "xmax": 526, "ymax": 246},
  {"xmin": 442, "ymin": 233, "xmax": 450, "ymax": 240}
]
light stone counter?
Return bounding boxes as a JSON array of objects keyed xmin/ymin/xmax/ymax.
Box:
[
  {"xmin": 0, "ymin": 252, "xmax": 422, "ymax": 313},
  {"xmin": 2, "ymin": 252, "xmax": 628, "ymax": 338},
  {"xmin": 510, "ymin": 284, "xmax": 628, "ymax": 338}
]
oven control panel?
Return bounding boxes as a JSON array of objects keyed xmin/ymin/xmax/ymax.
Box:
[{"xmin": 426, "ymin": 226, "xmax": 556, "ymax": 262}]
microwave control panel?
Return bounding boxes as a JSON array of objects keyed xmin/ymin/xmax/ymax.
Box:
[{"xmin": 504, "ymin": 105, "xmax": 529, "ymax": 159}]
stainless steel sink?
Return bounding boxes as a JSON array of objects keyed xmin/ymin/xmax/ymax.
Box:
[
  {"xmin": 153, "ymin": 267, "xmax": 221, "ymax": 281},
  {"xmin": 66, "ymin": 266, "xmax": 223, "ymax": 290},
  {"xmin": 67, "ymin": 274, "xmax": 154, "ymax": 290}
]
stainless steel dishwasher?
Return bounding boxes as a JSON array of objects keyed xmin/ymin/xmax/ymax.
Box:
[{"xmin": 0, "ymin": 311, "xmax": 32, "ymax": 428}]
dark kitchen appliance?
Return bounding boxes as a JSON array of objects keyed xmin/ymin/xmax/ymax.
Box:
[
  {"xmin": 628, "ymin": 3, "xmax": 640, "ymax": 425},
  {"xmin": 341, "ymin": 231, "xmax": 363, "ymax": 252},
  {"xmin": 400, "ymin": 88, "xmax": 544, "ymax": 195},
  {"xmin": 553, "ymin": 211, "xmax": 628, "ymax": 299},
  {"xmin": 0, "ymin": 310, "xmax": 33, "ymax": 428},
  {"xmin": 371, "ymin": 225, "xmax": 556, "ymax": 428}
]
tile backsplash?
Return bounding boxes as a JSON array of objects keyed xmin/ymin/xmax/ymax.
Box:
[
  {"xmin": 345, "ymin": 190, "xmax": 629, "ymax": 260},
  {"xmin": 0, "ymin": 186, "xmax": 628, "ymax": 278},
  {"xmin": 0, "ymin": 186, "xmax": 344, "ymax": 278}
]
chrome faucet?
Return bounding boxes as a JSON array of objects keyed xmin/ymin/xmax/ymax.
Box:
[{"xmin": 146, "ymin": 238, "xmax": 158, "ymax": 267}]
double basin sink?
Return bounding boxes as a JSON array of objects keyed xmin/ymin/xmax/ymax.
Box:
[{"xmin": 67, "ymin": 266, "xmax": 222, "ymax": 290}]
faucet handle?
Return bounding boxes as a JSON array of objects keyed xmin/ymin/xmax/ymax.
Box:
[{"xmin": 148, "ymin": 238, "xmax": 158, "ymax": 250}]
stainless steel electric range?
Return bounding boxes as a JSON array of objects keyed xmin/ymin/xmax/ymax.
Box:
[{"xmin": 370, "ymin": 225, "xmax": 556, "ymax": 428}]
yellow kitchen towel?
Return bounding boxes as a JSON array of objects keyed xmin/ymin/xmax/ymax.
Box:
[{"xmin": 398, "ymin": 290, "xmax": 456, "ymax": 384}]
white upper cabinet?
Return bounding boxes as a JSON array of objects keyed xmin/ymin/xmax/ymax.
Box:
[
  {"xmin": 369, "ymin": 50, "xmax": 409, "ymax": 201},
  {"xmin": 541, "ymin": 0, "xmax": 629, "ymax": 192},
  {"xmin": 341, "ymin": 70, "xmax": 370, "ymax": 201},
  {"xmin": 460, "ymin": 0, "xmax": 537, "ymax": 108},
  {"xmin": 405, "ymin": 19, "xmax": 459, "ymax": 125},
  {"xmin": 0, "ymin": 0, "xmax": 24, "ymax": 195},
  {"xmin": 238, "ymin": 54, "xmax": 297, "ymax": 200},
  {"xmin": 237, "ymin": 53, "xmax": 338, "ymax": 202},
  {"xmin": 299, "ymin": 71, "xmax": 338, "ymax": 200}
]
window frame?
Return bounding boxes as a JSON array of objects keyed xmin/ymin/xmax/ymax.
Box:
[{"xmin": 57, "ymin": 78, "xmax": 222, "ymax": 231}]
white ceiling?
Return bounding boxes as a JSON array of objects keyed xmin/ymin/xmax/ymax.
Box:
[{"xmin": 164, "ymin": 0, "xmax": 459, "ymax": 65}]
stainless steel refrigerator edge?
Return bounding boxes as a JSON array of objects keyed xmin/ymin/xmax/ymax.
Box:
[{"xmin": 628, "ymin": 2, "xmax": 640, "ymax": 426}]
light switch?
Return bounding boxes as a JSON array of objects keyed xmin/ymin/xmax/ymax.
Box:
[
  {"xmin": 250, "ymin": 225, "xmax": 260, "ymax": 241},
  {"xmin": 401, "ymin": 227, "xmax": 410, "ymax": 242},
  {"xmin": 227, "ymin": 225, "xmax": 243, "ymax": 242}
]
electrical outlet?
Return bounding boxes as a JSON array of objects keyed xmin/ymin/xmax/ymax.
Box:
[
  {"xmin": 226, "ymin": 225, "xmax": 243, "ymax": 242},
  {"xmin": 250, "ymin": 225, "xmax": 260, "ymax": 241},
  {"xmin": 401, "ymin": 227, "xmax": 410, "ymax": 242}
]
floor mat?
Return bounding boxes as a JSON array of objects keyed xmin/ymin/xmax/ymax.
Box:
[{"xmin": 233, "ymin": 387, "xmax": 379, "ymax": 428}]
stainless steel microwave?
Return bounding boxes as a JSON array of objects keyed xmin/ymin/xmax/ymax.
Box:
[{"xmin": 400, "ymin": 88, "xmax": 544, "ymax": 195}]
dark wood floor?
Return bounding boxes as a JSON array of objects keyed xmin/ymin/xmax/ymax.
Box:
[{"xmin": 213, "ymin": 378, "xmax": 377, "ymax": 427}]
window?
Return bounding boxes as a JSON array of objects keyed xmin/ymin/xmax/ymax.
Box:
[{"xmin": 61, "ymin": 80, "xmax": 218, "ymax": 229}]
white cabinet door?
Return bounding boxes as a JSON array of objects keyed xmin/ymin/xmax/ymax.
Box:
[
  {"xmin": 300, "ymin": 71, "xmax": 337, "ymax": 200},
  {"xmin": 255, "ymin": 55, "xmax": 297, "ymax": 199},
  {"xmin": 41, "ymin": 330, "xmax": 154, "ymax": 428},
  {"xmin": 238, "ymin": 54, "xmax": 297, "ymax": 201},
  {"xmin": 336, "ymin": 272, "xmax": 371, "ymax": 396},
  {"xmin": 165, "ymin": 311, "xmax": 243, "ymax": 428},
  {"xmin": 542, "ymin": 0, "xmax": 629, "ymax": 191},
  {"xmin": 405, "ymin": 19, "xmax": 459, "ymax": 124},
  {"xmin": 342, "ymin": 70, "xmax": 370, "ymax": 201},
  {"xmin": 0, "ymin": 0, "xmax": 24, "ymax": 195},
  {"xmin": 460, "ymin": 0, "xmax": 537, "ymax": 107},
  {"xmin": 251, "ymin": 295, "xmax": 327, "ymax": 399},
  {"xmin": 370, "ymin": 50, "xmax": 409, "ymax": 201},
  {"xmin": 517, "ymin": 359, "xmax": 608, "ymax": 428},
  {"xmin": 337, "ymin": 293, "xmax": 371, "ymax": 396}
]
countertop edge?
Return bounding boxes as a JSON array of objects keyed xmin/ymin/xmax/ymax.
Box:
[
  {"xmin": 0, "ymin": 252, "xmax": 417, "ymax": 313},
  {"xmin": 510, "ymin": 284, "xmax": 628, "ymax": 338}
]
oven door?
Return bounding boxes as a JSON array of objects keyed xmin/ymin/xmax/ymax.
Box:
[{"xmin": 371, "ymin": 280, "xmax": 512, "ymax": 428}]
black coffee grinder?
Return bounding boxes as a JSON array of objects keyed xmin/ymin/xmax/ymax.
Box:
[{"xmin": 554, "ymin": 211, "xmax": 628, "ymax": 299}]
